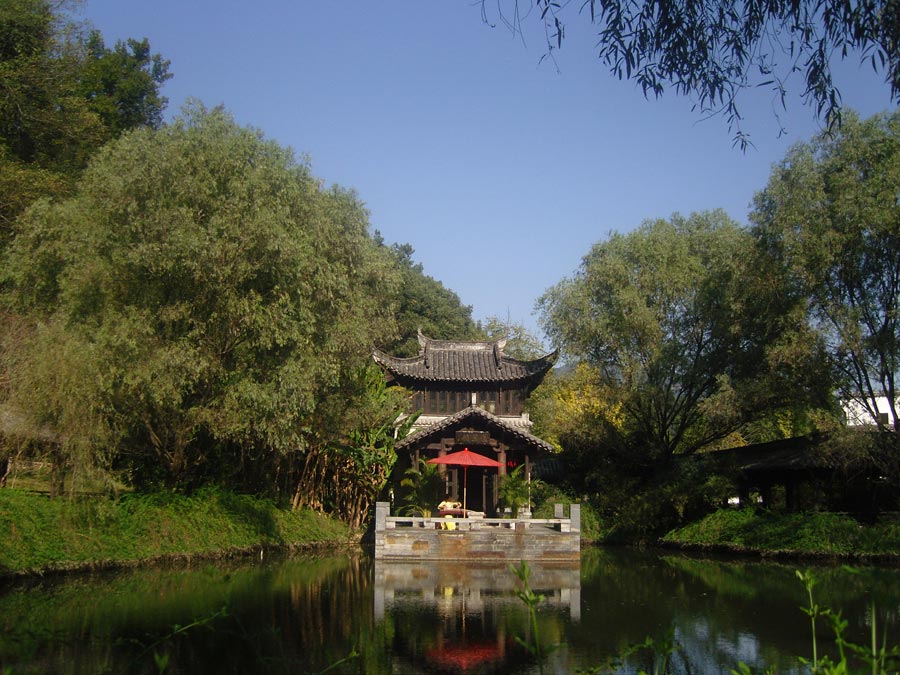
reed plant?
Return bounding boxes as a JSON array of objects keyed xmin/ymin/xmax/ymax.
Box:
[
  {"xmin": 507, "ymin": 564, "xmax": 900, "ymax": 675},
  {"xmin": 511, "ymin": 560, "xmax": 551, "ymax": 675}
]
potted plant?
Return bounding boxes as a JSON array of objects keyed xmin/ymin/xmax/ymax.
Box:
[
  {"xmin": 499, "ymin": 465, "xmax": 530, "ymax": 518},
  {"xmin": 399, "ymin": 458, "xmax": 445, "ymax": 521}
]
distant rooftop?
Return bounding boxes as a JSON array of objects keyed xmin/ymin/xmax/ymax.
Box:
[{"xmin": 372, "ymin": 330, "xmax": 557, "ymax": 384}]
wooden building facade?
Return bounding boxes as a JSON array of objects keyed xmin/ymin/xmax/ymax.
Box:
[{"xmin": 373, "ymin": 331, "xmax": 558, "ymax": 516}]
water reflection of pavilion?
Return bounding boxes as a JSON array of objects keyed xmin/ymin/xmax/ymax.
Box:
[{"xmin": 373, "ymin": 560, "xmax": 581, "ymax": 622}]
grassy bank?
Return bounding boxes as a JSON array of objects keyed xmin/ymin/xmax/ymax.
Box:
[
  {"xmin": 0, "ymin": 487, "xmax": 354, "ymax": 576},
  {"xmin": 662, "ymin": 508, "xmax": 900, "ymax": 558}
]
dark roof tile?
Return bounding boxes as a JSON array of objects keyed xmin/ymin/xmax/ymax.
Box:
[
  {"xmin": 373, "ymin": 333, "xmax": 557, "ymax": 384},
  {"xmin": 396, "ymin": 406, "xmax": 556, "ymax": 453}
]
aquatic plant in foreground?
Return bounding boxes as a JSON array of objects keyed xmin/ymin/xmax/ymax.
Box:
[{"xmin": 557, "ymin": 567, "xmax": 900, "ymax": 675}]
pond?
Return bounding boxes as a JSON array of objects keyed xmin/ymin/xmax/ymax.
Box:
[{"xmin": 1, "ymin": 547, "xmax": 898, "ymax": 674}]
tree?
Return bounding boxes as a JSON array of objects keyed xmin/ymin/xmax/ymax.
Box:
[
  {"xmin": 376, "ymin": 238, "xmax": 479, "ymax": 356},
  {"xmin": 2, "ymin": 104, "xmax": 401, "ymax": 495},
  {"xmin": 78, "ymin": 30, "xmax": 171, "ymax": 138},
  {"xmin": 1, "ymin": 0, "xmax": 101, "ymax": 231},
  {"xmin": 538, "ymin": 210, "xmax": 828, "ymax": 465},
  {"xmin": 751, "ymin": 110, "xmax": 900, "ymax": 431},
  {"xmin": 0, "ymin": 0, "xmax": 170, "ymax": 234},
  {"xmin": 476, "ymin": 315, "xmax": 548, "ymax": 359},
  {"xmin": 480, "ymin": 0, "xmax": 899, "ymax": 147},
  {"xmin": 526, "ymin": 363, "xmax": 625, "ymax": 452},
  {"xmin": 292, "ymin": 365, "xmax": 413, "ymax": 528}
]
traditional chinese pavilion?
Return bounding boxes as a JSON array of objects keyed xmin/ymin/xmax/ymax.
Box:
[{"xmin": 373, "ymin": 330, "xmax": 558, "ymax": 515}]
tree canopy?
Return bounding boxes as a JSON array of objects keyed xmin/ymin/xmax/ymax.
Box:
[
  {"xmin": 376, "ymin": 239, "xmax": 479, "ymax": 357},
  {"xmin": 751, "ymin": 109, "xmax": 900, "ymax": 430},
  {"xmin": 78, "ymin": 30, "xmax": 171, "ymax": 137},
  {"xmin": 477, "ymin": 315, "xmax": 548, "ymax": 359},
  {"xmin": 538, "ymin": 210, "xmax": 830, "ymax": 464},
  {"xmin": 2, "ymin": 104, "xmax": 402, "ymax": 497},
  {"xmin": 0, "ymin": 0, "xmax": 170, "ymax": 235},
  {"xmin": 481, "ymin": 0, "xmax": 898, "ymax": 146}
]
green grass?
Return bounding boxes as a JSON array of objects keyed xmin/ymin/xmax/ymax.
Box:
[
  {"xmin": 0, "ymin": 487, "xmax": 353, "ymax": 575},
  {"xmin": 662, "ymin": 508, "xmax": 900, "ymax": 557}
]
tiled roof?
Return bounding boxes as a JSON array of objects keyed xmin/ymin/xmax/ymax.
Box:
[
  {"xmin": 372, "ymin": 332, "xmax": 557, "ymax": 383},
  {"xmin": 395, "ymin": 406, "xmax": 556, "ymax": 454},
  {"xmin": 407, "ymin": 413, "xmax": 533, "ymax": 434},
  {"xmin": 695, "ymin": 435, "xmax": 827, "ymax": 473}
]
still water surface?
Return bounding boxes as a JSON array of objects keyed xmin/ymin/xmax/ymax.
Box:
[{"xmin": 1, "ymin": 548, "xmax": 898, "ymax": 674}]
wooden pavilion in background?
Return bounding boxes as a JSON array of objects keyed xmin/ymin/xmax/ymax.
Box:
[{"xmin": 372, "ymin": 330, "xmax": 558, "ymax": 515}]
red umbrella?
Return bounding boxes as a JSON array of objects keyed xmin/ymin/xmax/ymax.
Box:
[{"xmin": 428, "ymin": 448, "xmax": 502, "ymax": 514}]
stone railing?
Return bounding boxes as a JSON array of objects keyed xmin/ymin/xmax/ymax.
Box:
[{"xmin": 373, "ymin": 502, "xmax": 581, "ymax": 561}]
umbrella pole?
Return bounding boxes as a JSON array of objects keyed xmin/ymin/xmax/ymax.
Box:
[{"xmin": 462, "ymin": 466, "xmax": 467, "ymax": 514}]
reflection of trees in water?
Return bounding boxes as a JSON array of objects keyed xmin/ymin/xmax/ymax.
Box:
[
  {"xmin": 251, "ymin": 555, "xmax": 390, "ymax": 674},
  {"xmin": 0, "ymin": 555, "xmax": 391, "ymax": 675},
  {"xmin": 575, "ymin": 548, "xmax": 900, "ymax": 674},
  {"xmin": 4, "ymin": 550, "xmax": 900, "ymax": 674},
  {"xmin": 664, "ymin": 554, "xmax": 900, "ymax": 648},
  {"xmin": 288, "ymin": 556, "xmax": 370, "ymax": 647}
]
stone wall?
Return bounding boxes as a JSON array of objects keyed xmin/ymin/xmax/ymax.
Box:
[{"xmin": 373, "ymin": 502, "xmax": 581, "ymax": 561}]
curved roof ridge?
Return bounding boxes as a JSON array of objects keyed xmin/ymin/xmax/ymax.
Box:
[
  {"xmin": 417, "ymin": 329, "xmax": 505, "ymax": 354},
  {"xmin": 372, "ymin": 340, "xmax": 558, "ymax": 384},
  {"xmin": 501, "ymin": 350, "xmax": 560, "ymax": 369},
  {"xmin": 395, "ymin": 405, "xmax": 555, "ymax": 453},
  {"xmin": 372, "ymin": 348, "xmax": 422, "ymax": 366}
]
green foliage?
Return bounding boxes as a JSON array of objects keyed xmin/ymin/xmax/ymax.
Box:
[
  {"xmin": 539, "ymin": 211, "xmax": 812, "ymax": 465},
  {"xmin": 480, "ymin": 0, "xmax": 898, "ymax": 147},
  {"xmin": 526, "ymin": 363, "xmax": 624, "ymax": 453},
  {"xmin": 78, "ymin": 30, "xmax": 171, "ymax": 137},
  {"xmin": 398, "ymin": 457, "xmax": 444, "ymax": 517},
  {"xmin": 0, "ymin": 149, "xmax": 73, "ymax": 236},
  {"xmin": 0, "ymin": 0, "xmax": 170, "ymax": 232},
  {"xmin": 375, "ymin": 238, "xmax": 478, "ymax": 357},
  {"xmin": 549, "ymin": 455, "xmax": 738, "ymax": 544},
  {"xmin": 529, "ymin": 483, "xmax": 601, "ymax": 540},
  {"xmin": 476, "ymin": 315, "xmax": 548, "ymax": 359},
  {"xmin": 498, "ymin": 465, "xmax": 529, "ymax": 516},
  {"xmin": 582, "ymin": 631, "xmax": 682, "ymax": 675},
  {"xmin": 0, "ymin": 0, "xmax": 99, "ymax": 165},
  {"xmin": 294, "ymin": 365, "xmax": 411, "ymax": 528},
  {"xmin": 788, "ymin": 569, "xmax": 900, "ymax": 675},
  {"xmin": 663, "ymin": 509, "xmax": 900, "ymax": 556},
  {"xmin": 510, "ymin": 560, "xmax": 552, "ymax": 674},
  {"xmin": 593, "ymin": 480, "xmax": 684, "ymax": 544},
  {"xmin": 540, "ymin": 112, "xmax": 900, "ymax": 546},
  {"xmin": 539, "ymin": 214, "xmax": 746, "ymax": 459},
  {"xmin": 751, "ymin": 110, "xmax": 900, "ymax": 431},
  {"xmin": 0, "ymin": 0, "xmax": 54, "ymax": 62},
  {"xmin": 2, "ymin": 104, "xmax": 400, "ymax": 496}
]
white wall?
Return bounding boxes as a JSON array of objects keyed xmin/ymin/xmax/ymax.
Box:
[{"xmin": 841, "ymin": 396, "xmax": 898, "ymax": 426}]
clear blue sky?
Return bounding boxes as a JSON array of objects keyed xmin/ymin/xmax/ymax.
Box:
[{"xmin": 85, "ymin": 1, "xmax": 895, "ymax": 343}]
